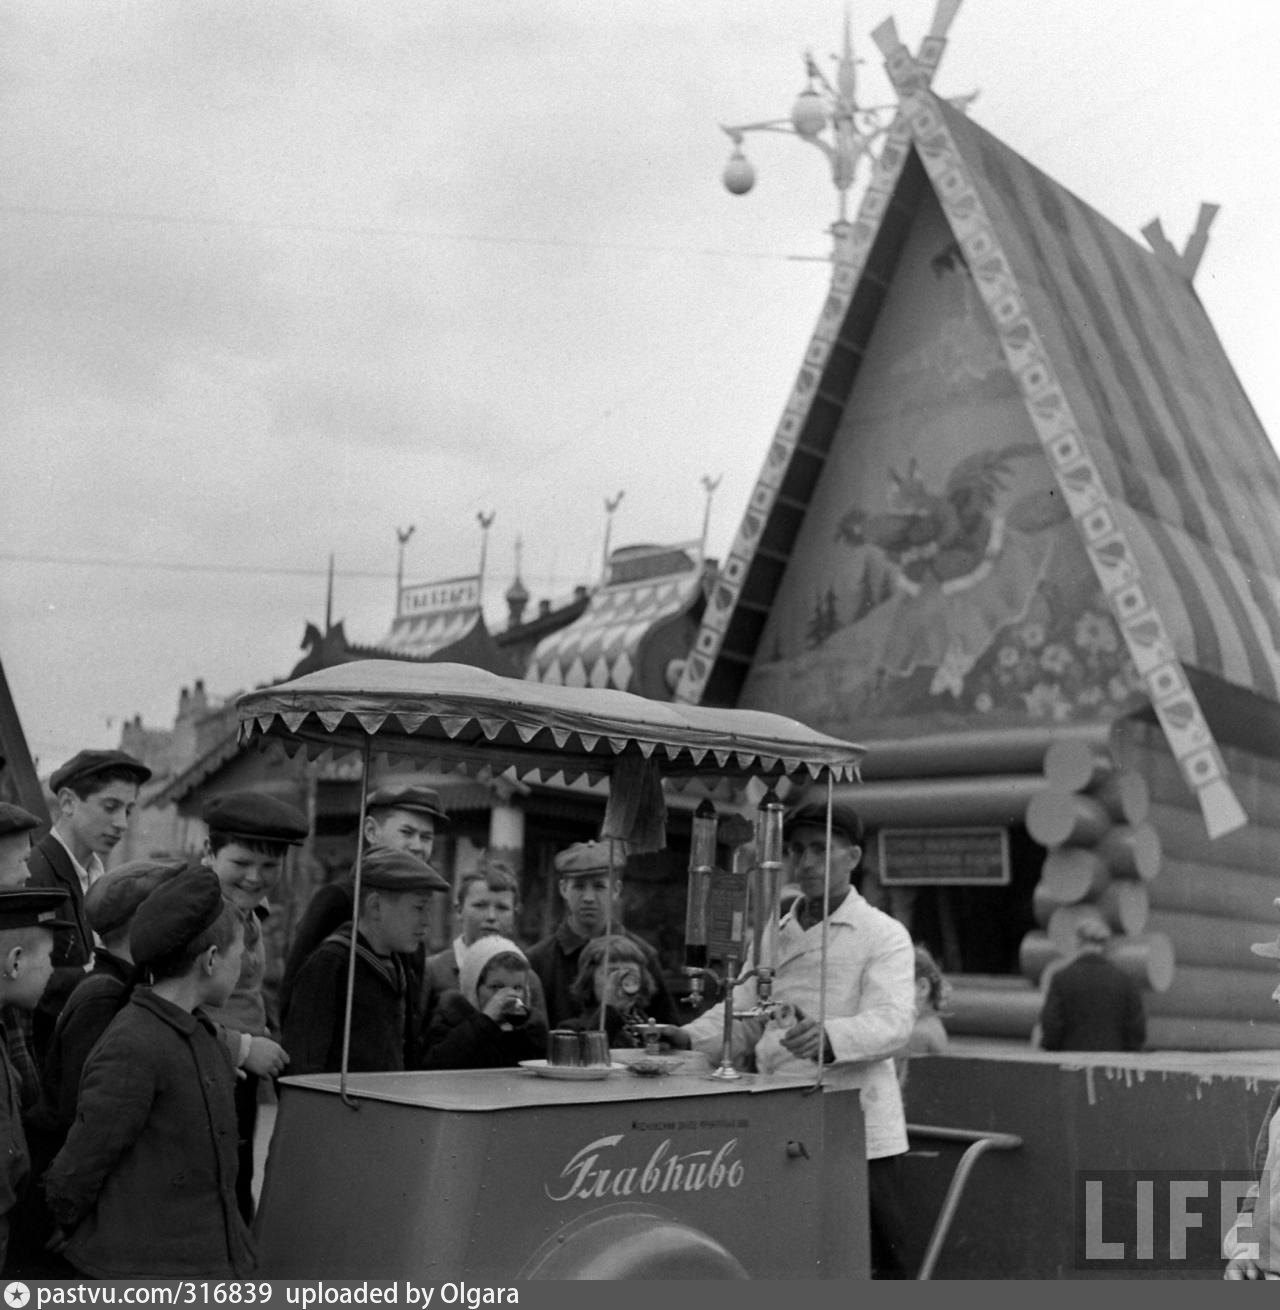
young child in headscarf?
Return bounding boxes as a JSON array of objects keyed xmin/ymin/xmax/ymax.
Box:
[{"xmin": 418, "ymin": 935, "xmax": 548, "ymax": 1070}]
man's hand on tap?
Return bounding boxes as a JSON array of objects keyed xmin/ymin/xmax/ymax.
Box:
[{"xmin": 780, "ymin": 1007, "xmax": 834, "ymax": 1064}]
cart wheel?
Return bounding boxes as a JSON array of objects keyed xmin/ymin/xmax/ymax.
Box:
[{"xmin": 520, "ymin": 1204, "xmax": 749, "ymax": 1280}]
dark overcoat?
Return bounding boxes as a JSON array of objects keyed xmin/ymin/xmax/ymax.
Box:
[
  {"xmin": 43, "ymin": 989, "xmax": 254, "ymax": 1278},
  {"xmin": 1039, "ymin": 953, "xmax": 1146, "ymax": 1052},
  {"xmin": 282, "ymin": 926, "xmax": 419, "ymax": 1075},
  {"xmin": 24, "ymin": 833, "xmax": 93, "ymax": 1059}
]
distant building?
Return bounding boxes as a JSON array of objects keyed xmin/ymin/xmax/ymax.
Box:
[{"xmin": 116, "ymin": 679, "xmax": 240, "ymax": 862}]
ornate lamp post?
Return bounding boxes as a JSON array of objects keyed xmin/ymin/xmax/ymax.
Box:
[{"xmin": 720, "ymin": 12, "xmax": 896, "ymax": 236}]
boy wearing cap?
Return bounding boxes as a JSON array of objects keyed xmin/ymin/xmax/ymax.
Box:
[
  {"xmin": 0, "ymin": 888, "xmax": 68, "ymax": 1273},
  {"xmin": 1038, "ymin": 918, "xmax": 1146, "ymax": 1052},
  {"xmin": 199, "ymin": 792, "xmax": 304, "ymax": 1222},
  {"xmin": 526, "ymin": 839, "xmax": 677, "ymax": 1028},
  {"xmin": 0, "ymin": 804, "xmax": 43, "ymax": 1112},
  {"xmin": 278, "ymin": 784, "xmax": 446, "ymax": 1021},
  {"xmin": 284, "ymin": 848, "xmax": 446, "ymax": 1074},
  {"xmin": 25, "ymin": 750, "xmax": 151, "ymax": 1059},
  {"xmin": 679, "ymin": 801, "xmax": 916, "ymax": 1278},
  {"xmin": 34, "ymin": 859, "xmax": 186, "ymax": 1150},
  {"xmin": 0, "ymin": 803, "xmax": 41, "ymax": 889},
  {"xmin": 15, "ymin": 860, "xmax": 186, "ymax": 1275},
  {"xmin": 43, "ymin": 868, "xmax": 255, "ymax": 1277}
]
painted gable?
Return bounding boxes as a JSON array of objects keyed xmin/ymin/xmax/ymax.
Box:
[
  {"xmin": 737, "ymin": 179, "xmax": 1142, "ymax": 738},
  {"xmin": 678, "ymin": 61, "xmax": 1275, "ymax": 836},
  {"xmin": 945, "ymin": 104, "xmax": 1280, "ymax": 702}
]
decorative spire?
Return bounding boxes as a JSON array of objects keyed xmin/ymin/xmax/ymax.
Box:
[
  {"xmin": 699, "ymin": 474, "xmax": 723, "ymax": 559},
  {"xmin": 394, "ymin": 525, "xmax": 415, "ymax": 618},
  {"xmin": 476, "ymin": 510, "xmax": 496, "ymax": 594},
  {"xmin": 505, "ymin": 534, "xmax": 530, "ymax": 627},
  {"xmin": 602, "ymin": 491, "xmax": 625, "ymax": 580}
]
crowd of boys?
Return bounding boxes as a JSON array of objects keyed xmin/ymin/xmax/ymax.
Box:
[{"xmin": 0, "ymin": 743, "xmax": 947, "ymax": 1280}]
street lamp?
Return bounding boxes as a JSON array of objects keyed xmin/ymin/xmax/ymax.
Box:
[{"xmin": 720, "ymin": 12, "xmax": 896, "ymax": 231}]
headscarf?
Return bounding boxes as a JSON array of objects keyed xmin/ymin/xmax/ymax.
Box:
[{"xmin": 458, "ymin": 934, "xmax": 528, "ymax": 1007}]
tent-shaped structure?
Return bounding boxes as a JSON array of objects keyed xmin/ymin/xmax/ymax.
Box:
[
  {"xmin": 528, "ymin": 542, "xmax": 709, "ymax": 698},
  {"xmin": 674, "ymin": 17, "xmax": 1280, "ymax": 1049}
]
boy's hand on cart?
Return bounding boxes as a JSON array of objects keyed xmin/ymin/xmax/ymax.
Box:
[{"xmin": 244, "ymin": 1035, "xmax": 289, "ymax": 1079}]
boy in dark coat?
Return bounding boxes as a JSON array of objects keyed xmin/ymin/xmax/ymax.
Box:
[
  {"xmin": 278, "ymin": 784, "xmax": 447, "ymax": 1022},
  {"xmin": 526, "ymin": 840, "xmax": 677, "ymax": 1028},
  {"xmin": 43, "ymin": 868, "xmax": 256, "ymax": 1278},
  {"xmin": 24, "ymin": 749, "xmax": 151, "ymax": 1060},
  {"xmin": 36, "ymin": 858, "xmax": 185, "ymax": 1148},
  {"xmin": 284, "ymin": 849, "xmax": 447, "ymax": 1074},
  {"xmin": 0, "ymin": 889, "xmax": 69, "ymax": 1274},
  {"xmin": 18, "ymin": 859, "xmax": 183, "ymax": 1277}
]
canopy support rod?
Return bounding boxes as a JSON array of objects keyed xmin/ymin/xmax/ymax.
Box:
[{"xmin": 339, "ymin": 737, "xmax": 373, "ymax": 1110}]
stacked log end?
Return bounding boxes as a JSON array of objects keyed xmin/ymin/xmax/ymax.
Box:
[
  {"xmin": 1132, "ymin": 724, "xmax": 1280, "ymax": 1049},
  {"xmin": 1021, "ymin": 737, "xmax": 1173, "ymax": 1000}
]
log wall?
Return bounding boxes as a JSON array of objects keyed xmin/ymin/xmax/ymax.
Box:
[{"xmin": 963, "ymin": 718, "xmax": 1280, "ymax": 1051}]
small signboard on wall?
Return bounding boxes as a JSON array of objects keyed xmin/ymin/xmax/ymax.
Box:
[{"xmin": 878, "ymin": 827, "xmax": 1010, "ymax": 886}]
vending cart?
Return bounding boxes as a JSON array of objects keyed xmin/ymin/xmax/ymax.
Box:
[{"xmin": 237, "ymin": 661, "xmax": 869, "ymax": 1279}]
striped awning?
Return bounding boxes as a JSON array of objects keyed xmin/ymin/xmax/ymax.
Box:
[
  {"xmin": 944, "ymin": 103, "xmax": 1280, "ymax": 703},
  {"xmin": 529, "ymin": 545, "xmax": 704, "ymax": 692}
]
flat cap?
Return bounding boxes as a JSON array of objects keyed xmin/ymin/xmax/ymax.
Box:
[
  {"xmin": 553, "ymin": 840, "xmax": 624, "ymax": 879},
  {"xmin": 360, "ymin": 847, "xmax": 449, "ymax": 893},
  {"xmin": 85, "ymin": 857, "xmax": 188, "ymax": 939},
  {"xmin": 366, "ymin": 785, "xmax": 447, "ymax": 822},
  {"xmin": 784, "ymin": 801, "xmax": 865, "ymax": 848},
  {"xmin": 130, "ymin": 868, "xmax": 226, "ymax": 967},
  {"xmin": 50, "ymin": 749, "xmax": 151, "ymax": 795},
  {"xmin": 0, "ymin": 887, "xmax": 75, "ymax": 933},
  {"xmin": 202, "ymin": 792, "xmax": 308, "ymax": 845},
  {"xmin": 0, "ymin": 803, "xmax": 42, "ymax": 838}
]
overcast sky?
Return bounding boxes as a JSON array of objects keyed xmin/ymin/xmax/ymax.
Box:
[{"xmin": 2, "ymin": 0, "xmax": 1277, "ymax": 774}]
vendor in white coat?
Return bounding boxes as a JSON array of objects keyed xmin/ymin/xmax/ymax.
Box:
[{"xmin": 679, "ymin": 800, "xmax": 915, "ymax": 1278}]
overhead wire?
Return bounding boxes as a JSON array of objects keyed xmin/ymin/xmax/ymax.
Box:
[{"xmin": 0, "ymin": 200, "xmax": 803, "ymax": 264}]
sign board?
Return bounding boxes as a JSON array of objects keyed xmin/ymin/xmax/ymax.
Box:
[
  {"xmin": 878, "ymin": 827, "xmax": 1010, "ymax": 886},
  {"xmin": 397, "ymin": 575, "xmax": 481, "ymax": 619}
]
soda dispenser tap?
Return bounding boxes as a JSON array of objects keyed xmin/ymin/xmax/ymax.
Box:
[{"xmin": 681, "ymin": 798, "xmax": 717, "ymax": 1008}]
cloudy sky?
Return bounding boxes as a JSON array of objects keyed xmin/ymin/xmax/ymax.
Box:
[{"xmin": 2, "ymin": 0, "xmax": 1277, "ymax": 774}]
